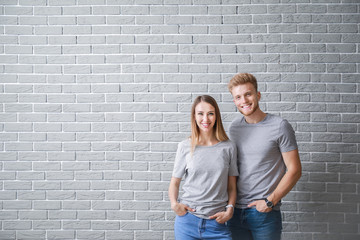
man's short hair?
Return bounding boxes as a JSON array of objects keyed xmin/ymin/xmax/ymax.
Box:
[{"xmin": 228, "ymin": 73, "xmax": 258, "ymax": 93}]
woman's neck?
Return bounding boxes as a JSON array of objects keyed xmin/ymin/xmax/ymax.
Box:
[{"xmin": 198, "ymin": 132, "xmax": 219, "ymax": 146}]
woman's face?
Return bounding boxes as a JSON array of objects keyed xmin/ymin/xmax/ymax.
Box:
[{"xmin": 194, "ymin": 101, "xmax": 216, "ymax": 134}]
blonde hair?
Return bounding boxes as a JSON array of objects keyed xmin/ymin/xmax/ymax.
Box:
[
  {"xmin": 190, "ymin": 95, "xmax": 229, "ymax": 152},
  {"xmin": 228, "ymin": 73, "xmax": 258, "ymax": 93}
]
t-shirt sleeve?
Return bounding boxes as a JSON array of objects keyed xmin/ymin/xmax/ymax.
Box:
[
  {"xmin": 278, "ymin": 119, "xmax": 298, "ymax": 153},
  {"xmin": 228, "ymin": 141, "xmax": 239, "ymax": 177},
  {"xmin": 172, "ymin": 141, "xmax": 187, "ymax": 178}
]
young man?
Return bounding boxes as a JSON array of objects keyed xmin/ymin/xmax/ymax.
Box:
[{"xmin": 227, "ymin": 73, "xmax": 302, "ymax": 240}]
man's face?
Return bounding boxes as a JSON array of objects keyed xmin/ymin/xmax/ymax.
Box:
[{"xmin": 231, "ymin": 83, "xmax": 261, "ymax": 117}]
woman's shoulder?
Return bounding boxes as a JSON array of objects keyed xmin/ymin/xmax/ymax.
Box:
[
  {"xmin": 219, "ymin": 139, "xmax": 236, "ymax": 150},
  {"xmin": 179, "ymin": 138, "xmax": 191, "ymax": 145},
  {"xmin": 178, "ymin": 138, "xmax": 191, "ymax": 150}
]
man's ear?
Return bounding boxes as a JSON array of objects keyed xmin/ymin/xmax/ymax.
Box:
[{"xmin": 257, "ymin": 91, "xmax": 261, "ymax": 101}]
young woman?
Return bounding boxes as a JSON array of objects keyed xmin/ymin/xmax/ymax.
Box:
[{"xmin": 168, "ymin": 95, "xmax": 238, "ymax": 240}]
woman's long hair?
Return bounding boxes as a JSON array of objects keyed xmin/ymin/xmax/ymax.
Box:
[{"xmin": 190, "ymin": 95, "xmax": 229, "ymax": 152}]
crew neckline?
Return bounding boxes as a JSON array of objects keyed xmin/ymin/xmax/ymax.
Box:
[
  {"xmin": 243, "ymin": 113, "xmax": 269, "ymax": 125},
  {"xmin": 196, "ymin": 141, "xmax": 223, "ymax": 148}
]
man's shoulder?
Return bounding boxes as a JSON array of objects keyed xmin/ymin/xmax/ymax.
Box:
[
  {"xmin": 266, "ymin": 114, "xmax": 295, "ymax": 135},
  {"xmin": 229, "ymin": 115, "xmax": 244, "ymax": 127},
  {"xmin": 266, "ymin": 114, "xmax": 289, "ymax": 125}
]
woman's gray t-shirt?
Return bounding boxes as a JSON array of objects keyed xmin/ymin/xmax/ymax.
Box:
[{"xmin": 172, "ymin": 139, "xmax": 239, "ymax": 219}]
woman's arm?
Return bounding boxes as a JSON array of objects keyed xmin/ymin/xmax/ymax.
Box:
[
  {"xmin": 168, "ymin": 177, "xmax": 195, "ymax": 216},
  {"xmin": 227, "ymin": 175, "xmax": 237, "ymax": 207},
  {"xmin": 209, "ymin": 176, "xmax": 237, "ymax": 223}
]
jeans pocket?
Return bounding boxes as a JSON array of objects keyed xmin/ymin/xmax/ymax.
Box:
[
  {"xmin": 213, "ymin": 219, "xmax": 227, "ymax": 230},
  {"xmin": 177, "ymin": 212, "xmax": 189, "ymax": 217}
]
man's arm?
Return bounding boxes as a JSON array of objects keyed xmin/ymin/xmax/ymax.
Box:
[{"xmin": 248, "ymin": 149, "xmax": 302, "ymax": 212}]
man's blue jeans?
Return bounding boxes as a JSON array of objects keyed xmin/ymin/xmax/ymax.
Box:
[
  {"xmin": 174, "ymin": 212, "xmax": 232, "ymax": 240},
  {"xmin": 227, "ymin": 208, "xmax": 282, "ymax": 240}
]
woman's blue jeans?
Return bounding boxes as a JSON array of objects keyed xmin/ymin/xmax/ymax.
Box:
[
  {"xmin": 228, "ymin": 208, "xmax": 282, "ymax": 240},
  {"xmin": 174, "ymin": 212, "xmax": 232, "ymax": 240}
]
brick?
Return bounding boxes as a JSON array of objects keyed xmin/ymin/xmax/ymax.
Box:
[
  {"xmin": 106, "ymin": 133, "xmax": 133, "ymax": 141},
  {"xmin": 312, "ymin": 133, "xmax": 341, "ymax": 142},
  {"xmin": 122, "ymin": 123, "xmax": 149, "ymax": 132},
  {"xmin": 341, "ymin": 113, "xmax": 360, "ymax": 123},
  {"xmin": 105, "ymin": 191, "xmax": 133, "ymax": 200},
  {"xmin": 327, "ymin": 183, "xmax": 356, "ymax": 193},
  {"xmin": 63, "ymin": 26, "xmax": 91, "ymax": 35},
  {"xmin": 311, "ymin": 54, "xmax": 339, "ymax": 63},
  {"xmin": 326, "ymin": 103, "xmax": 356, "ymax": 113},
  {"xmin": 3, "ymin": 221, "xmax": 32, "ymax": 230},
  {"xmin": 47, "ymin": 230, "xmax": 75, "ymax": 239},
  {"xmin": 62, "ymin": 220, "xmax": 91, "ymax": 229},
  {"xmin": 329, "ymin": 223, "xmax": 358, "ymax": 233},
  {"xmin": 327, "ymin": 63, "xmax": 356, "ymax": 73},
  {"xmin": 269, "ymin": 24, "xmax": 297, "ymax": 33},
  {"xmin": 327, "ymin": 44, "xmax": 356, "ymax": 53},
  {"xmin": 327, "ymin": 143, "xmax": 357, "ymax": 153},
  {"xmin": 0, "ymin": 133, "xmax": 17, "ymax": 141},
  {"xmin": 92, "ymin": 221, "xmax": 119, "ymax": 230},
  {"xmin": 17, "ymin": 172, "xmax": 45, "ymax": 180},
  {"xmin": 64, "ymin": 65, "xmax": 91, "ymax": 74},
  {"xmin": 133, "ymin": 172, "xmax": 161, "ymax": 181},
  {"xmin": 311, "ymin": 113, "xmax": 341, "ymax": 123},
  {"xmin": 91, "ymin": 181, "xmax": 119, "ymax": 190}
]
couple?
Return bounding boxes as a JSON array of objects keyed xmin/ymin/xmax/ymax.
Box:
[{"xmin": 168, "ymin": 73, "xmax": 302, "ymax": 240}]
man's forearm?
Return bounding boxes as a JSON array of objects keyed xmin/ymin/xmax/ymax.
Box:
[
  {"xmin": 268, "ymin": 169, "xmax": 301, "ymax": 206},
  {"xmin": 268, "ymin": 149, "xmax": 302, "ymax": 206}
]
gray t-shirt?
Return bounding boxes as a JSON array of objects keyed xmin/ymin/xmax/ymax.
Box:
[
  {"xmin": 172, "ymin": 139, "xmax": 239, "ymax": 219},
  {"xmin": 229, "ymin": 114, "xmax": 298, "ymax": 210}
]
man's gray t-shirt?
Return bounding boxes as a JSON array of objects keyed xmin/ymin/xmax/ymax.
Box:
[
  {"xmin": 229, "ymin": 114, "xmax": 298, "ymax": 210},
  {"xmin": 172, "ymin": 139, "xmax": 239, "ymax": 219}
]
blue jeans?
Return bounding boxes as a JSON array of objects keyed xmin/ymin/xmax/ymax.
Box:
[
  {"xmin": 228, "ymin": 208, "xmax": 282, "ymax": 240},
  {"xmin": 174, "ymin": 212, "xmax": 232, "ymax": 240}
]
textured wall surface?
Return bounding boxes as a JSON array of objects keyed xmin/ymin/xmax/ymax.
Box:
[{"xmin": 0, "ymin": 0, "xmax": 359, "ymax": 239}]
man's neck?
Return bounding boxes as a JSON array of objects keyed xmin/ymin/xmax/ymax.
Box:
[{"xmin": 244, "ymin": 110, "xmax": 267, "ymax": 124}]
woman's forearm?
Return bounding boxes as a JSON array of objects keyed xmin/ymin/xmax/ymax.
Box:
[
  {"xmin": 227, "ymin": 176, "xmax": 237, "ymax": 206},
  {"xmin": 168, "ymin": 177, "xmax": 181, "ymax": 207}
]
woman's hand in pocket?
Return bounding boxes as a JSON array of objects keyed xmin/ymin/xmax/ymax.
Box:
[
  {"xmin": 209, "ymin": 207, "xmax": 234, "ymax": 224},
  {"xmin": 171, "ymin": 202, "xmax": 195, "ymax": 216}
]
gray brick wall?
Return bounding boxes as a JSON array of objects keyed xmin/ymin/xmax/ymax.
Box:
[{"xmin": 0, "ymin": 1, "xmax": 359, "ymax": 239}]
